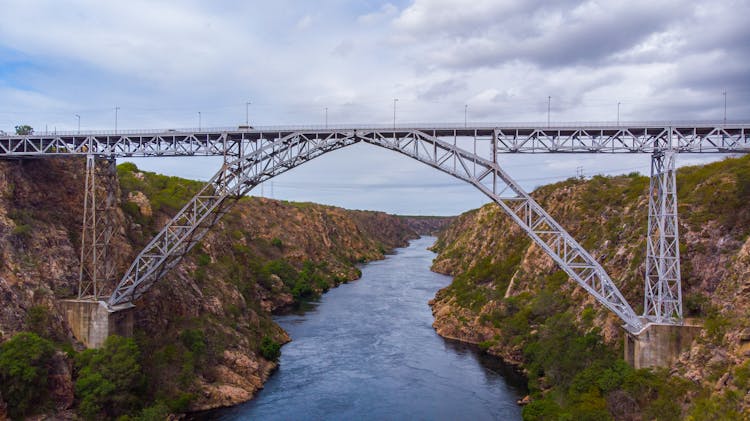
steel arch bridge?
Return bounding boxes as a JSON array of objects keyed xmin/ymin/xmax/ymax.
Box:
[{"xmin": 2, "ymin": 122, "xmax": 749, "ymax": 333}]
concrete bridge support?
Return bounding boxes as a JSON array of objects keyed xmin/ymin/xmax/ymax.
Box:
[
  {"xmin": 57, "ymin": 299, "xmax": 134, "ymax": 348},
  {"xmin": 624, "ymin": 322, "xmax": 703, "ymax": 369}
]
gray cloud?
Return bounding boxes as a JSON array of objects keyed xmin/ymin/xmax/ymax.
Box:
[
  {"xmin": 393, "ymin": 0, "xmax": 689, "ymax": 69},
  {"xmin": 0, "ymin": 0, "xmax": 747, "ymax": 215}
]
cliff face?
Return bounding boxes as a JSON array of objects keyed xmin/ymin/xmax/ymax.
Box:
[
  {"xmin": 398, "ymin": 216, "xmax": 454, "ymax": 236},
  {"xmin": 430, "ymin": 156, "xmax": 750, "ymax": 418},
  {"xmin": 0, "ymin": 158, "xmax": 418, "ymax": 416}
]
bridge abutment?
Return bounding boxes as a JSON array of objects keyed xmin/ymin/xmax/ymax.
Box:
[
  {"xmin": 57, "ymin": 299, "xmax": 134, "ymax": 348},
  {"xmin": 624, "ymin": 321, "xmax": 702, "ymax": 369}
]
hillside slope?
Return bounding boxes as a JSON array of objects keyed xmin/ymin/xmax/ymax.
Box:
[
  {"xmin": 430, "ymin": 155, "xmax": 750, "ymax": 419},
  {"xmin": 0, "ymin": 159, "xmax": 418, "ymax": 418}
]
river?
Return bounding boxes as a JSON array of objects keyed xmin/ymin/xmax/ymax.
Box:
[{"xmin": 207, "ymin": 236, "xmax": 526, "ymax": 420}]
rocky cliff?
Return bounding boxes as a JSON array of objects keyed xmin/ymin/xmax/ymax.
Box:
[
  {"xmin": 398, "ymin": 215, "xmax": 454, "ymax": 235},
  {"xmin": 0, "ymin": 158, "xmax": 418, "ymax": 418},
  {"xmin": 430, "ymin": 155, "xmax": 750, "ymax": 419}
]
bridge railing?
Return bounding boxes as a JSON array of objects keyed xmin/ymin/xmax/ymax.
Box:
[{"xmin": 3, "ymin": 120, "xmax": 749, "ymax": 138}]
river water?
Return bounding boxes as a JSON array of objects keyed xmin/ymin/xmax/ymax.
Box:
[{"xmin": 209, "ymin": 236, "xmax": 525, "ymax": 420}]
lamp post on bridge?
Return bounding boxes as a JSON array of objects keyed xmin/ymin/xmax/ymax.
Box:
[
  {"xmin": 245, "ymin": 101, "xmax": 251, "ymax": 126},
  {"xmin": 114, "ymin": 107, "xmax": 120, "ymax": 132},
  {"xmin": 464, "ymin": 104, "xmax": 468, "ymax": 128},
  {"xmin": 75, "ymin": 114, "xmax": 80, "ymax": 134},
  {"xmin": 617, "ymin": 102, "xmax": 621, "ymax": 126},
  {"xmin": 723, "ymin": 90, "xmax": 727, "ymax": 125},
  {"xmin": 198, "ymin": 112, "xmax": 202, "ymax": 131},
  {"xmin": 325, "ymin": 107, "xmax": 328, "ymax": 128},
  {"xmin": 547, "ymin": 96, "xmax": 551, "ymax": 127},
  {"xmin": 393, "ymin": 98, "xmax": 398, "ymax": 129}
]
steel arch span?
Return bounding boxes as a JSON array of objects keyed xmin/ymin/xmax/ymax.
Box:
[{"xmin": 107, "ymin": 129, "xmax": 645, "ymax": 332}]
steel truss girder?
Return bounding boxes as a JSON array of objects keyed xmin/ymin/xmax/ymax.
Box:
[
  {"xmin": 643, "ymin": 150, "xmax": 682, "ymax": 322},
  {"xmin": 78, "ymin": 155, "xmax": 117, "ymax": 299},
  {"xmin": 108, "ymin": 129, "xmax": 643, "ymax": 332},
  {"xmin": 0, "ymin": 124, "xmax": 748, "ymax": 158}
]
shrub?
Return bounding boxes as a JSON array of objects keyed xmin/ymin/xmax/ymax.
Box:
[
  {"xmin": 25, "ymin": 305, "xmax": 55, "ymax": 339},
  {"xmin": 0, "ymin": 332, "xmax": 56, "ymax": 418},
  {"xmin": 260, "ymin": 336, "xmax": 281, "ymax": 361},
  {"xmin": 179, "ymin": 329, "xmax": 206, "ymax": 358},
  {"xmin": 75, "ymin": 335, "xmax": 145, "ymax": 419}
]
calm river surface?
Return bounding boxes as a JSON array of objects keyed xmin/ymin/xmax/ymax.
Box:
[{"xmin": 209, "ymin": 236, "xmax": 525, "ymax": 420}]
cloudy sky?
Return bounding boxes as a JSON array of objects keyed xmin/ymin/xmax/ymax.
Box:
[{"xmin": 1, "ymin": 0, "xmax": 748, "ymax": 215}]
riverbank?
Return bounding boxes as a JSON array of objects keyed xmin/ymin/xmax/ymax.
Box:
[{"xmin": 426, "ymin": 156, "xmax": 750, "ymax": 418}]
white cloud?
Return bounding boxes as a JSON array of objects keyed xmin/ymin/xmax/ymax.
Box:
[
  {"xmin": 296, "ymin": 14, "xmax": 314, "ymax": 30},
  {"xmin": 358, "ymin": 3, "xmax": 399, "ymax": 24}
]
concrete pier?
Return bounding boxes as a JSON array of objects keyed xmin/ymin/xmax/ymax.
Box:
[
  {"xmin": 57, "ymin": 299, "xmax": 134, "ymax": 348},
  {"xmin": 624, "ymin": 321, "xmax": 703, "ymax": 369}
]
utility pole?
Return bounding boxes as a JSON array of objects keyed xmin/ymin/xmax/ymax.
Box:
[
  {"xmin": 325, "ymin": 107, "xmax": 328, "ymax": 128},
  {"xmin": 246, "ymin": 101, "xmax": 251, "ymax": 125},
  {"xmin": 723, "ymin": 90, "xmax": 727, "ymax": 125},
  {"xmin": 198, "ymin": 112, "xmax": 202, "ymax": 131},
  {"xmin": 75, "ymin": 114, "xmax": 81, "ymax": 134},
  {"xmin": 464, "ymin": 104, "xmax": 468, "ymax": 128},
  {"xmin": 114, "ymin": 107, "xmax": 120, "ymax": 132},
  {"xmin": 547, "ymin": 96, "xmax": 551, "ymax": 127},
  {"xmin": 393, "ymin": 98, "xmax": 398, "ymax": 129}
]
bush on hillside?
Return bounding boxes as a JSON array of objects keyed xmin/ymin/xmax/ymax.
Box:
[
  {"xmin": 0, "ymin": 332, "xmax": 56, "ymax": 418},
  {"xmin": 75, "ymin": 335, "xmax": 145, "ymax": 419},
  {"xmin": 260, "ymin": 336, "xmax": 281, "ymax": 361}
]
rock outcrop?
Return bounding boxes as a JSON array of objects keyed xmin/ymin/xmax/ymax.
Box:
[{"xmin": 399, "ymin": 216, "xmax": 454, "ymax": 235}]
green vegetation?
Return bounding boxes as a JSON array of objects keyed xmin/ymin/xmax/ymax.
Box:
[
  {"xmin": 75, "ymin": 335, "xmax": 145, "ymax": 419},
  {"xmin": 117, "ymin": 162, "xmax": 205, "ymax": 230},
  {"xmin": 260, "ymin": 336, "xmax": 281, "ymax": 361},
  {"xmin": 0, "ymin": 332, "xmax": 56, "ymax": 418},
  {"xmin": 14, "ymin": 124, "xmax": 33, "ymax": 135}
]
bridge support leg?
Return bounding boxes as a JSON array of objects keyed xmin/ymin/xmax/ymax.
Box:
[
  {"xmin": 77, "ymin": 155, "xmax": 117, "ymax": 300},
  {"xmin": 625, "ymin": 147, "xmax": 698, "ymax": 368},
  {"xmin": 61, "ymin": 155, "xmax": 125, "ymax": 348},
  {"xmin": 643, "ymin": 149, "xmax": 683, "ymax": 322}
]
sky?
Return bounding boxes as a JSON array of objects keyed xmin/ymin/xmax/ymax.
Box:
[{"xmin": 1, "ymin": 0, "xmax": 748, "ymax": 215}]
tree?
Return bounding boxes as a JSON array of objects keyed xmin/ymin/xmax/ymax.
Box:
[
  {"xmin": 260, "ymin": 336, "xmax": 281, "ymax": 361},
  {"xmin": 75, "ymin": 335, "xmax": 145, "ymax": 419},
  {"xmin": 14, "ymin": 125, "xmax": 33, "ymax": 135},
  {"xmin": 0, "ymin": 332, "xmax": 56, "ymax": 418}
]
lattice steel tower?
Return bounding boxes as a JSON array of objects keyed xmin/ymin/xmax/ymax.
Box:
[
  {"xmin": 643, "ymin": 143, "xmax": 683, "ymax": 323},
  {"xmin": 77, "ymin": 155, "xmax": 117, "ymax": 300}
]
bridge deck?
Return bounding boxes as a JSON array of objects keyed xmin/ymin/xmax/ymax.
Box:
[{"xmin": 1, "ymin": 123, "xmax": 748, "ymax": 157}]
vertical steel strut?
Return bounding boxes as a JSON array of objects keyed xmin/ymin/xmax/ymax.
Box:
[
  {"xmin": 643, "ymin": 139, "xmax": 683, "ymax": 322},
  {"xmin": 78, "ymin": 155, "xmax": 117, "ymax": 299}
]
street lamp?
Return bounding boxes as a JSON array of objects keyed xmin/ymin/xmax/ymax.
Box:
[
  {"xmin": 464, "ymin": 104, "xmax": 468, "ymax": 127},
  {"xmin": 325, "ymin": 107, "xmax": 328, "ymax": 128},
  {"xmin": 245, "ymin": 101, "xmax": 251, "ymax": 126},
  {"xmin": 393, "ymin": 98, "xmax": 398, "ymax": 129},
  {"xmin": 723, "ymin": 90, "xmax": 727, "ymax": 125},
  {"xmin": 75, "ymin": 114, "xmax": 80, "ymax": 134},
  {"xmin": 198, "ymin": 112, "xmax": 202, "ymax": 131},
  {"xmin": 617, "ymin": 102, "xmax": 621, "ymax": 126},
  {"xmin": 547, "ymin": 96, "xmax": 551, "ymax": 127},
  {"xmin": 114, "ymin": 107, "xmax": 120, "ymax": 132}
]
